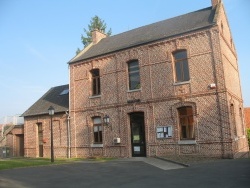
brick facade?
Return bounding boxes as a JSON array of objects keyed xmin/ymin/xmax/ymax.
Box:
[
  {"xmin": 244, "ymin": 108, "xmax": 250, "ymax": 129},
  {"xmin": 24, "ymin": 113, "xmax": 69, "ymax": 158},
  {"xmin": 68, "ymin": 3, "xmax": 248, "ymax": 159},
  {"xmin": 23, "ymin": 1, "xmax": 249, "ymax": 159},
  {"xmin": 0, "ymin": 125, "xmax": 24, "ymax": 157}
]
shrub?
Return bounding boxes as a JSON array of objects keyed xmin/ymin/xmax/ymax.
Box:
[{"xmin": 247, "ymin": 128, "xmax": 250, "ymax": 148}]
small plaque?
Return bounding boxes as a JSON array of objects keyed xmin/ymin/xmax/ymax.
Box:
[{"xmin": 134, "ymin": 146, "xmax": 140, "ymax": 152}]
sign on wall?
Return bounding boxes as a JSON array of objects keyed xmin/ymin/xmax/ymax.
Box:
[{"xmin": 156, "ymin": 126, "xmax": 172, "ymax": 138}]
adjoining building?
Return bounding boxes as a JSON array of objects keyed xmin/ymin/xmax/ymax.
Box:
[
  {"xmin": 0, "ymin": 116, "xmax": 24, "ymax": 158},
  {"xmin": 23, "ymin": 0, "xmax": 249, "ymax": 159},
  {"xmin": 22, "ymin": 84, "xmax": 70, "ymax": 158}
]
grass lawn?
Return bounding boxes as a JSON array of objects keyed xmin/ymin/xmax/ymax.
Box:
[{"xmin": 0, "ymin": 157, "xmax": 114, "ymax": 170}]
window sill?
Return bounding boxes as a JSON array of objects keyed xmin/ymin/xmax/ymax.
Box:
[
  {"xmin": 127, "ymin": 88, "xmax": 141, "ymax": 93},
  {"xmin": 91, "ymin": 144, "xmax": 103, "ymax": 148},
  {"xmin": 173, "ymin": 81, "xmax": 190, "ymax": 86},
  {"xmin": 178, "ymin": 140, "xmax": 196, "ymax": 145},
  {"xmin": 89, "ymin": 95, "xmax": 101, "ymax": 99}
]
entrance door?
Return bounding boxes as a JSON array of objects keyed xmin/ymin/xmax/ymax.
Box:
[
  {"xmin": 38, "ymin": 123, "xmax": 43, "ymax": 157},
  {"xmin": 16, "ymin": 134, "xmax": 24, "ymax": 157},
  {"xmin": 130, "ymin": 112, "xmax": 146, "ymax": 157}
]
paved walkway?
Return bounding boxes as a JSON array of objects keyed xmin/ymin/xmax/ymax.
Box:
[{"xmin": 115, "ymin": 157, "xmax": 185, "ymax": 170}]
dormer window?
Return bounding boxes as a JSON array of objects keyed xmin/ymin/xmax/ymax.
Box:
[
  {"xmin": 60, "ymin": 89, "xmax": 69, "ymax": 95},
  {"xmin": 90, "ymin": 69, "xmax": 101, "ymax": 96}
]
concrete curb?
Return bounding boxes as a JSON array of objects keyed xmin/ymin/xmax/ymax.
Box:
[{"xmin": 154, "ymin": 156, "xmax": 190, "ymax": 167}]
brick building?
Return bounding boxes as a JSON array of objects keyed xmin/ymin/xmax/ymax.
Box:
[
  {"xmin": 68, "ymin": 0, "xmax": 248, "ymax": 158},
  {"xmin": 244, "ymin": 108, "xmax": 250, "ymax": 129},
  {"xmin": 0, "ymin": 117, "xmax": 24, "ymax": 158},
  {"xmin": 22, "ymin": 85, "xmax": 70, "ymax": 158},
  {"xmin": 23, "ymin": 0, "xmax": 249, "ymax": 159}
]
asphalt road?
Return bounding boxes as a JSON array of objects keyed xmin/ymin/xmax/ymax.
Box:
[{"xmin": 0, "ymin": 158, "xmax": 249, "ymax": 188}]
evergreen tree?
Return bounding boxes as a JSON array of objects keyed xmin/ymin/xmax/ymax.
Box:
[{"xmin": 76, "ymin": 15, "xmax": 112, "ymax": 55}]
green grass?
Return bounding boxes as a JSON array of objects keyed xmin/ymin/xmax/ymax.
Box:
[{"xmin": 0, "ymin": 157, "xmax": 115, "ymax": 170}]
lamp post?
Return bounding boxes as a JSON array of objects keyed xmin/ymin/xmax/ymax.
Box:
[{"xmin": 48, "ymin": 106, "xmax": 55, "ymax": 163}]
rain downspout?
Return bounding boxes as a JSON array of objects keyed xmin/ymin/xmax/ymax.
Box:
[{"xmin": 66, "ymin": 111, "xmax": 71, "ymax": 158}]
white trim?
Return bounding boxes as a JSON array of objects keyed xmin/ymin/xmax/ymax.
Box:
[
  {"xmin": 127, "ymin": 89, "xmax": 141, "ymax": 93},
  {"xmin": 89, "ymin": 95, "xmax": 101, "ymax": 99},
  {"xmin": 173, "ymin": 81, "xmax": 190, "ymax": 86},
  {"xmin": 91, "ymin": 144, "xmax": 103, "ymax": 148},
  {"xmin": 178, "ymin": 140, "xmax": 197, "ymax": 145}
]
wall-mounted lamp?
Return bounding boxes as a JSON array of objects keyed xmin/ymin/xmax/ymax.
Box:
[{"xmin": 103, "ymin": 115, "xmax": 110, "ymax": 126}]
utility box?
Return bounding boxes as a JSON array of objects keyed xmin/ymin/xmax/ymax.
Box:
[
  {"xmin": 114, "ymin": 138, "xmax": 121, "ymax": 144},
  {"xmin": 0, "ymin": 147, "xmax": 10, "ymax": 158}
]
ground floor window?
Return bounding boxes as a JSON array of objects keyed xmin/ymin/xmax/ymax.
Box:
[
  {"xmin": 92, "ymin": 117, "xmax": 102, "ymax": 143},
  {"xmin": 178, "ymin": 106, "xmax": 194, "ymax": 140}
]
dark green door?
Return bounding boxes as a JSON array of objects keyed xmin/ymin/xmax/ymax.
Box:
[{"xmin": 130, "ymin": 112, "xmax": 146, "ymax": 157}]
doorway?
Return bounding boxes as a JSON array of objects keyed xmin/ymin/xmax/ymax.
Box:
[
  {"xmin": 130, "ymin": 112, "xmax": 146, "ymax": 157},
  {"xmin": 16, "ymin": 134, "xmax": 24, "ymax": 157},
  {"xmin": 37, "ymin": 123, "xmax": 43, "ymax": 157}
]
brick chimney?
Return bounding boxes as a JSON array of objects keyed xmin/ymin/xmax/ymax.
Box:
[
  {"xmin": 92, "ymin": 29, "xmax": 107, "ymax": 45},
  {"xmin": 211, "ymin": 0, "xmax": 221, "ymax": 8}
]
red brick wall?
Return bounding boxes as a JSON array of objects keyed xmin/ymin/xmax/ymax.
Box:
[
  {"xmin": 24, "ymin": 114, "xmax": 68, "ymax": 158},
  {"xmin": 24, "ymin": 4, "xmax": 248, "ymax": 159},
  {"xmin": 244, "ymin": 108, "xmax": 250, "ymax": 129},
  {"xmin": 69, "ymin": 20, "xmax": 248, "ymax": 158}
]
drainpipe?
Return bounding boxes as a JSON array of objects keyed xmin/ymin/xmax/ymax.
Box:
[{"xmin": 66, "ymin": 111, "xmax": 71, "ymax": 158}]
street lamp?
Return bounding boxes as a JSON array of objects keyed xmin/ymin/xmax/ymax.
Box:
[
  {"xmin": 48, "ymin": 106, "xmax": 55, "ymax": 163},
  {"xmin": 103, "ymin": 115, "xmax": 110, "ymax": 126}
]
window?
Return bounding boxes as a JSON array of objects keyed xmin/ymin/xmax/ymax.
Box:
[
  {"xmin": 178, "ymin": 106, "xmax": 194, "ymax": 140},
  {"xmin": 60, "ymin": 89, "xmax": 69, "ymax": 95},
  {"xmin": 37, "ymin": 123, "xmax": 43, "ymax": 157},
  {"xmin": 92, "ymin": 117, "xmax": 102, "ymax": 143},
  {"xmin": 128, "ymin": 60, "xmax": 141, "ymax": 90},
  {"xmin": 156, "ymin": 126, "xmax": 172, "ymax": 138},
  {"xmin": 239, "ymin": 108, "xmax": 245, "ymax": 135},
  {"xmin": 173, "ymin": 50, "xmax": 190, "ymax": 82},
  {"xmin": 230, "ymin": 104, "xmax": 237, "ymax": 136},
  {"xmin": 90, "ymin": 69, "xmax": 101, "ymax": 95}
]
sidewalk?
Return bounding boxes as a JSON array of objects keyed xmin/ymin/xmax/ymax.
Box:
[
  {"xmin": 115, "ymin": 157, "xmax": 185, "ymax": 170},
  {"xmin": 161, "ymin": 155, "xmax": 227, "ymax": 166}
]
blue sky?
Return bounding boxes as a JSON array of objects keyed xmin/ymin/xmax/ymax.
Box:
[{"xmin": 0, "ymin": 0, "xmax": 249, "ymax": 122}]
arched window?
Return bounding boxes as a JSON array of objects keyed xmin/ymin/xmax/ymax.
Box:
[
  {"xmin": 178, "ymin": 106, "xmax": 194, "ymax": 140},
  {"xmin": 90, "ymin": 69, "xmax": 100, "ymax": 95},
  {"xmin": 239, "ymin": 108, "xmax": 245, "ymax": 135},
  {"xmin": 92, "ymin": 116, "xmax": 102, "ymax": 143},
  {"xmin": 230, "ymin": 104, "xmax": 237, "ymax": 136},
  {"xmin": 173, "ymin": 50, "xmax": 190, "ymax": 82},
  {"xmin": 128, "ymin": 60, "xmax": 141, "ymax": 90}
]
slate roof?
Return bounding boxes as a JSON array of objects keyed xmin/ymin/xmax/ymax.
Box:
[
  {"xmin": 69, "ymin": 6, "xmax": 216, "ymax": 64},
  {"xmin": 22, "ymin": 84, "xmax": 69, "ymax": 117}
]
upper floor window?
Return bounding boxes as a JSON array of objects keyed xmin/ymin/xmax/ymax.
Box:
[
  {"xmin": 90, "ymin": 69, "xmax": 101, "ymax": 95},
  {"xmin": 128, "ymin": 60, "xmax": 141, "ymax": 90},
  {"xmin": 178, "ymin": 106, "xmax": 194, "ymax": 140},
  {"xmin": 92, "ymin": 116, "xmax": 102, "ymax": 143},
  {"xmin": 173, "ymin": 50, "xmax": 190, "ymax": 82}
]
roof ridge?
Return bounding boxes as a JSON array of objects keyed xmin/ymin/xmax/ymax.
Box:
[
  {"xmin": 109, "ymin": 6, "xmax": 213, "ymax": 39},
  {"xmin": 70, "ymin": 5, "xmax": 215, "ymax": 64}
]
